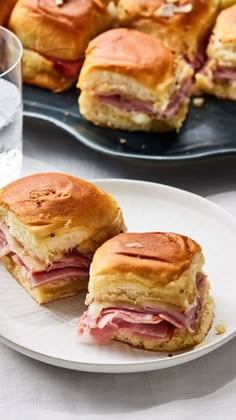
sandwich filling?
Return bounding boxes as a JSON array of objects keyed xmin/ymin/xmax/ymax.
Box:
[
  {"xmin": 0, "ymin": 226, "xmax": 93, "ymax": 287},
  {"xmin": 212, "ymin": 65, "xmax": 236, "ymax": 82},
  {"xmin": 78, "ymin": 272, "xmax": 208, "ymax": 344},
  {"xmin": 95, "ymin": 77, "xmax": 191, "ymax": 120},
  {"xmin": 199, "ymin": 61, "xmax": 236, "ymax": 83},
  {"xmin": 41, "ymin": 52, "xmax": 84, "ymax": 79}
]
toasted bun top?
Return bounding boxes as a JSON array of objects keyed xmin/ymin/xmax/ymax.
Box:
[
  {"xmin": 79, "ymin": 28, "xmax": 174, "ymax": 90},
  {"xmin": 9, "ymin": 0, "xmax": 112, "ymax": 60},
  {"xmin": 0, "ymin": 173, "xmax": 123, "ymax": 234},
  {"xmin": 118, "ymin": 0, "xmax": 219, "ymax": 62},
  {"xmin": 91, "ymin": 232, "xmax": 202, "ymax": 283},
  {"xmin": 18, "ymin": 0, "xmax": 106, "ymax": 24}
]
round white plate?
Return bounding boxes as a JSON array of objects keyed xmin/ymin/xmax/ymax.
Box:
[{"xmin": 0, "ymin": 179, "xmax": 236, "ymax": 373}]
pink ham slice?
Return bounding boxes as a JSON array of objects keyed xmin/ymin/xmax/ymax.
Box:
[
  {"xmin": 28, "ymin": 48, "xmax": 84, "ymax": 79},
  {"xmin": 42, "ymin": 53, "xmax": 84, "ymax": 79},
  {"xmin": 11, "ymin": 252, "xmax": 92, "ymax": 287},
  {"xmin": 213, "ymin": 66, "xmax": 236, "ymax": 82},
  {"xmin": 96, "ymin": 77, "xmax": 191, "ymax": 120},
  {"xmin": 0, "ymin": 225, "xmax": 93, "ymax": 287},
  {"xmin": 78, "ymin": 311, "xmax": 174, "ymax": 344},
  {"xmin": 28, "ymin": 267, "xmax": 89, "ymax": 287},
  {"xmin": 78, "ymin": 272, "xmax": 206, "ymax": 344}
]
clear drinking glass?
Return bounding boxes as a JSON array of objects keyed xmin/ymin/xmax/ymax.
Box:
[{"xmin": 0, "ymin": 26, "xmax": 23, "ymax": 188}]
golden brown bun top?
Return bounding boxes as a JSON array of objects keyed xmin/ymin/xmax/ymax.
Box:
[
  {"xmin": 0, "ymin": 173, "xmax": 123, "ymax": 231},
  {"xmin": 118, "ymin": 0, "xmax": 219, "ymax": 26},
  {"xmin": 118, "ymin": 0, "xmax": 219, "ymax": 61},
  {"xmin": 0, "ymin": 0, "xmax": 18, "ymax": 25},
  {"xmin": 80, "ymin": 28, "xmax": 175, "ymax": 88},
  {"xmin": 91, "ymin": 232, "xmax": 202, "ymax": 283},
  {"xmin": 13, "ymin": 0, "xmax": 106, "ymax": 24},
  {"xmin": 212, "ymin": 4, "xmax": 236, "ymax": 41},
  {"xmin": 9, "ymin": 0, "xmax": 112, "ymax": 60}
]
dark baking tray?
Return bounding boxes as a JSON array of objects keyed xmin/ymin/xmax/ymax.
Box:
[{"xmin": 23, "ymin": 84, "xmax": 236, "ymax": 162}]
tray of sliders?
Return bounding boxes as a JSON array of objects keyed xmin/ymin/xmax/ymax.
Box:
[
  {"xmin": 4, "ymin": 0, "xmax": 236, "ymax": 161},
  {"xmin": 0, "ymin": 173, "xmax": 236, "ymax": 373}
]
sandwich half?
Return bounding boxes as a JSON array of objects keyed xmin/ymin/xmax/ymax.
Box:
[
  {"xmin": 196, "ymin": 4, "xmax": 236, "ymax": 101},
  {"xmin": 78, "ymin": 232, "xmax": 214, "ymax": 352},
  {"xmin": 117, "ymin": 0, "xmax": 220, "ymax": 69},
  {"xmin": 0, "ymin": 173, "xmax": 126, "ymax": 304},
  {"xmin": 8, "ymin": 0, "xmax": 114, "ymax": 92},
  {"xmin": 78, "ymin": 28, "xmax": 193, "ymax": 132}
]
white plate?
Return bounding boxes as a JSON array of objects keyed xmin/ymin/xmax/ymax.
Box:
[{"xmin": 0, "ymin": 179, "xmax": 236, "ymax": 373}]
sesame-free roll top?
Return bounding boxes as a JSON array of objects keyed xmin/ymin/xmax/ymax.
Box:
[{"xmin": 78, "ymin": 28, "xmax": 193, "ymax": 132}]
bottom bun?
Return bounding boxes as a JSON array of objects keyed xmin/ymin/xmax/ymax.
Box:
[
  {"xmin": 196, "ymin": 72, "xmax": 236, "ymax": 101},
  {"xmin": 2, "ymin": 255, "xmax": 88, "ymax": 305},
  {"xmin": 79, "ymin": 91, "xmax": 189, "ymax": 132},
  {"xmin": 113, "ymin": 294, "xmax": 214, "ymax": 352},
  {"xmin": 22, "ymin": 49, "xmax": 77, "ymax": 93}
]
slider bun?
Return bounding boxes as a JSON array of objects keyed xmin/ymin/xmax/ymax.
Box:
[
  {"xmin": 88, "ymin": 232, "xmax": 204, "ymax": 310},
  {"xmin": 78, "ymin": 28, "xmax": 193, "ymax": 131},
  {"xmin": 0, "ymin": 0, "xmax": 18, "ymax": 26},
  {"xmin": 115, "ymin": 294, "xmax": 214, "ymax": 352},
  {"xmin": 78, "ymin": 28, "xmax": 175, "ymax": 98},
  {"xmin": 205, "ymin": 4, "xmax": 236, "ymax": 63},
  {"xmin": 9, "ymin": 0, "xmax": 113, "ymax": 61},
  {"xmin": 196, "ymin": 5, "xmax": 236, "ymax": 100},
  {"xmin": 22, "ymin": 48, "xmax": 77, "ymax": 93},
  {"xmin": 0, "ymin": 173, "xmax": 126, "ymax": 261},
  {"xmin": 117, "ymin": 0, "xmax": 219, "ymax": 63},
  {"xmin": 78, "ymin": 89, "xmax": 191, "ymax": 132},
  {"xmin": 196, "ymin": 69, "xmax": 236, "ymax": 101}
]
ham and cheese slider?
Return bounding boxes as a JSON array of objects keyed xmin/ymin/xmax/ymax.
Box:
[
  {"xmin": 8, "ymin": 0, "xmax": 114, "ymax": 92},
  {"xmin": 0, "ymin": 173, "xmax": 126, "ymax": 304},
  {"xmin": 117, "ymin": 0, "xmax": 219, "ymax": 69},
  {"xmin": 0, "ymin": 0, "xmax": 18, "ymax": 26},
  {"xmin": 77, "ymin": 28, "xmax": 193, "ymax": 132},
  {"xmin": 78, "ymin": 232, "xmax": 214, "ymax": 352},
  {"xmin": 196, "ymin": 4, "xmax": 236, "ymax": 101}
]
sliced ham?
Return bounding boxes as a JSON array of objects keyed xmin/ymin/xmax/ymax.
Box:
[
  {"xmin": 164, "ymin": 78, "xmax": 192, "ymax": 118},
  {"xmin": 78, "ymin": 272, "xmax": 207, "ymax": 344},
  {"xmin": 41, "ymin": 53, "xmax": 84, "ymax": 79},
  {"xmin": 213, "ymin": 66, "xmax": 236, "ymax": 82},
  {"xmin": 28, "ymin": 267, "xmax": 89, "ymax": 287},
  {"xmin": 186, "ymin": 50, "xmax": 205, "ymax": 70},
  {"xmin": 11, "ymin": 252, "xmax": 92, "ymax": 287},
  {"xmin": 0, "ymin": 224, "xmax": 93, "ymax": 287},
  {"xmin": 78, "ymin": 312, "xmax": 173, "ymax": 344},
  {"xmin": 96, "ymin": 77, "xmax": 191, "ymax": 120}
]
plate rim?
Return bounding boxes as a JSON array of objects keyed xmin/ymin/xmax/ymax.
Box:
[
  {"xmin": 1, "ymin": 178, "xmax": 236, "ymax": 373},
  {"xmin": 23, "ymin": 109, "xmax": 236, "ymax": 163}
]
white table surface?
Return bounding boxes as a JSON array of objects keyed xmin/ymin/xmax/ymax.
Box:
[{"xmin": 1, "ymin": 118, "xmax": 236, "ymax": 419}]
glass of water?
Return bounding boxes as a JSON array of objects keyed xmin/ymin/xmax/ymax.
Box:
[{"xmin": 0, "ymin": 26, "xmax": 23, "ymax": 188}]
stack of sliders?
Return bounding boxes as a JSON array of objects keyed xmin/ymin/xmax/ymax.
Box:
[
  {"xmin": 77, "ymin": 28, "xmax": 193, "ymax": 132},
  {"xmin": 0, "ymin": 173, "xmax": 126, "ymax": 304},
  {"xmin": 78, "ymin": 232, "xmax": 214, "ymax": 352},
  {"xmin": 196, "ymin": 4, "xmax": 236, "ymax": 100},
  {"xmin": 117, "ymin": 0, "xmax": 220, "ymax": 69},
  {"xmin": 8, "ymin": 0, "xmax": 114, "ymax": 92}
]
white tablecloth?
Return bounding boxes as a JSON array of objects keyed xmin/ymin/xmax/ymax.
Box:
[{"xmin": 0, "ymin": 119, "xmax": 236, "ymax": 419}]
